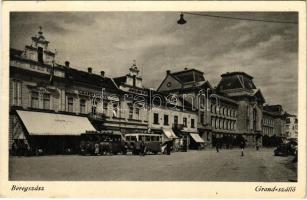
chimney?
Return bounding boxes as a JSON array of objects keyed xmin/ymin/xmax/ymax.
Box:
[
  {"xmin": 100, "ymin": 71, "xmax": 105, "ymax": 77},
  {"xmin": 184, "ymin": 67, "xmax": 188, "ymax": 70},
  {"xmin": 88, "ymin": 67, "xmax": 92, "ymax": 74},
  {"xmin": 65, "ymin": 61, "xmax": 70, "ymax": 68},
  {"xmin": 166, "ymin": 70, "xmax": 171, "ymax": 75}
]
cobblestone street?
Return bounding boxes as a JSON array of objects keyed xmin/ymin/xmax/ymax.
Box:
[{"xmin": 9, "ymin": 148, "xmax": 297, "ymax": 181}]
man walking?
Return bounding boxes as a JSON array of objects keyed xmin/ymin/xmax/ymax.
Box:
[
  {"xmin": 140, "ymin": 140, "xmax": 146, "ymax": 156},
  {"xmin": 215, "ymin": 138, "xmax": 220, "ymax": 153},
  {"xmin": 240, "ymin": 138, "xmax": 246, "ymax": 157}
]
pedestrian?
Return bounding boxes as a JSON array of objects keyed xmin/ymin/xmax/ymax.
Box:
[
  {"xmin": 166, "ymin": 140, "xmax": 172, "ymax": 155},
  {"xmin": 215, "ymin": 138, "xmax": 219, "ymax": 153},
  {"xmin": 256, "ymin": 140, "xmax": 259, "ymax": 151},
  {"xmin": 140, "ymin": 140, "xmax": 146, "ymax": 156},
  {"xmin": 239, "ymin": 138, "xmax": 246, "ymax": 157},
  {"xmin": 107, "ymin": 138, "xmax": 113, "ymax": 156},
  {"xmin": 94, "ymin": 143, "xmax": 100, "ymax": 155}
]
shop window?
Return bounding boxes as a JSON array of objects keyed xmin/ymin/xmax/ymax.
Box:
[
  {"xmin": 164, "ymin": 114, "xmax": 169, "ymax": 125},
  {"xmin": 68, "ymin": 97, "xmax": 74, "ymax": 113},
  {"xmin": 183, "ymin": 117, "xmax": 187, "ymax": 127},
  {"xmin": 43, "ymin": 94, "xmax": 50, "ymax": 110},
  {"xmin": 31, "ymin": 92, "xmax": 39, "ymax": 108},
  {"xmin": 153, "ymin": 113, "xmax": 159, "ymax": 124},
  {"xmin": 80, "ymin": 99, "xmax": 86, "ymax": 114},
  {"xmin": 191, "ymin": 118, "xmax": 195, "ymax": 128}
]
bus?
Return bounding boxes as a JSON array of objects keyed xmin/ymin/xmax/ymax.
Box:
[
  {"xmin": 80, "ymin": 131, "xmax": 127, "ymax": 155},
  {"xmin": 125, "ymin": 133, "xmax": 162, "ymax": 155}
]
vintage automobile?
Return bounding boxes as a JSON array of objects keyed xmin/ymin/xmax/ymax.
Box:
[
  {"xmin": 79, "ymin": 131, "xmax": 127, "ymax": 156},
  {"xmin": 274, "ymin": 140, "xmax": 297, "ymax": 157},
  {"xmin": 125, "ymin": 133, "xmax": 162, "ymax": 155}
]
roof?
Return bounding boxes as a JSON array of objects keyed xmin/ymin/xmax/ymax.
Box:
[
  {"xmin": 263, "ymin": 105, "xmax": 285, "ymax": 117},
  {"xmin": 263, "ymin": 105, "xmax": 283, "ymax": 113},
  {"xmin": 10, "ymin": 48, "xmax": 23, "ymax": 57},
  {"xmin": 221, "ymin": 71, "xmax": 254, "ymax": 79},
  {"xmin": 113, "ymin": 76, "xmax": 127, "ymax": 87},
  {"xmin": 64, "ymin": 67, "xmax": 119, "ymax": 91},
  {"xmin": 217, "ymin": 72, "xmax": 256, "ymax": 91},
  {"xmin": 253, "ymin": 89, "xmax": 266, "ymax": 103},
  {"xmin": 171, "ymin": 68, "xmax": 205, "ymax": 84},
  {"xmin": 17, "ymin": 110, "xmax": 96, "ymax": 136},
  {"xmin": 284, "ymin": 112, "xmax": 296, "ymax": 118},
  {"xmin": 211, "ymin": 93, "xmax": 238, "ymax": 105}
]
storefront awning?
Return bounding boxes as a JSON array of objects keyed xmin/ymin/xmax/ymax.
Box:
[
  {"xmin": 190, "ymin": 133, "xmax": 205, "ymax": 143},
  {"xmin": 162, "ymin": 128, "xmax": 178, "ymax": 139},
  {"xmin": 17, "ymin": 110, "xmax": 96, "ymax": 136}
]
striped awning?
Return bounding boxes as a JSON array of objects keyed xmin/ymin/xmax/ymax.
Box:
[
  {"xmin": 17, "ymin": 110, "xmax": 96, "ymax": 136},
  {"xmin": 190, "ymin": 133, "xmax": 205, "ymax": 143}
]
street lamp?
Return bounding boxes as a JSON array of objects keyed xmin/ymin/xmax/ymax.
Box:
[{"xmin": 177, "ymin": 13, "xmax": 186, "ymax": 25}]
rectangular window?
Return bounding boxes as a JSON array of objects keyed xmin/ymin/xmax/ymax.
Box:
[
  {"xmin": 174, "ymin": 115, "xmax": 178, "ymax": 125},
  {"xmin": 112, "ymin": 103, "xmax": 118, "ymax": 117},
  {"xmin": 153, "ymin": 113, "xmax": 159, "ymax": 124},
  {"xmin": 37, "ymin": 47, "xmax": 44, "ymax": 63},
  {"xmin": 128, "ymin": 104, "xmax": 133, "ymax": 119},
  {"xmin": 31, "ymin": 92, "xmax": 39, "ymax": 108},
  {"xmin": 80, "ymin": 99, "xmax": 86, "ymax": 114},
  {"xmin": 103, "ymin": 101, "xmax": 108, "ymax": 114},
  {"xmin": 135, "ymin": 106, "xmax": 140, "ymax": 120},
  {"xmin": 12, "ymin": 81, "xmax": 22, "ymax": 106},
  {"xmin": 13, "ymin": 82, "xmax": 18, "ymax": 105},
  {"xmin": 200, "ymin": 113, "xmax": 204, "ymax": 124},
  {"xmin": 191, "ymin": 118, "xmax": 195, "ymax": 128},
  {"xmin": 68, "ymin": 97, "xmax": 74, "ymax": 112},
  {"xmin": 164, "ymin": 115, "xmax": 169, "ymax": 125},
  {"xmin": 183, "ymin": 117, "xmax": 187, "ymax": 127},
  {"xmin": 43, "ymin": 93, "xmax": 50, "ymax": 110}
]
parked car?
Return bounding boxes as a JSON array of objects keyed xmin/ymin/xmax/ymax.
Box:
[{"xmin": 274, "ymin": 141, "xmax": 297, "ymax": 157}]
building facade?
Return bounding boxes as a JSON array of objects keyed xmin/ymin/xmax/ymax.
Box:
[
  {"xmin": 9, "ymin": 27, "xmax": 291, "ymax": 151},
  {"xmin": 216, "ymin": 72, "xmax": 265, "ymax": 145},
  {"xmin": 285, "ymin": 115, "xmax": 298, "ymax": 139},
  {"xmin": 157, "ymin": 68, "xmax": 213, "ymax": 146}
]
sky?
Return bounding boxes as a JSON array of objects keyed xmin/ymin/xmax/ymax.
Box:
[{"xmin": 10, "ymin": 12, "xmax": 298, "ymax": 115}]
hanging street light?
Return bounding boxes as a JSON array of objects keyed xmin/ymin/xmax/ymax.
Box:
[{"xmin": 177, "ymin": 13, "xmax": 186, "ymax": 25}]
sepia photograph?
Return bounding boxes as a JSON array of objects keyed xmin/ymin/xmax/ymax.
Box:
[{"xmin": 1, "ymin": 1, "xmax": 306, "ymax": 198}]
